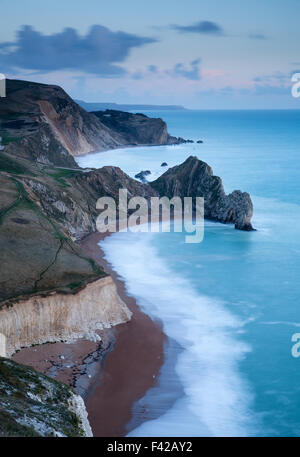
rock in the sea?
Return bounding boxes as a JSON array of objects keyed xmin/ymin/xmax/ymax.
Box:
[
  {"xmin": 197, "ymin": 140, "xmax": 203, "ymax": 144},
  {"xmin": 135, "ymin": 170, "xmax": 151, "ymax": 182},
  {"xmin": 161, "ymin": 162, "xmax": 168, "ymax": 167},
  {"xmin": 177, "ymin": 137, "xmax": 194, "ymax": 144},
  {"xmin": 151, "ymin": 156, "xmax": 254, "ymax": 231}
]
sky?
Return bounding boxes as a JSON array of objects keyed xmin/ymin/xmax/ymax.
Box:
[{"xmin": 0, "ymin": 0, "xmax": 300, "ymax": 109}]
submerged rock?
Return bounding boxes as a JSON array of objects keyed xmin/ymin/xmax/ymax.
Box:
[{"xmin": 176, "ymin": 137, "xmax": 194, "ymax": 144}]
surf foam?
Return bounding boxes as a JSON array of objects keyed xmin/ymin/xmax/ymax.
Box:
[{"xmin": 100, "ymin": 230, "xmax": 258, "ymax": 436}]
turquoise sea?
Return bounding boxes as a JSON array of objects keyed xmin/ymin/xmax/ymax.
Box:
[{"xmin": 77, "ymin": 110, "xmax": 300, "ymax": 437}]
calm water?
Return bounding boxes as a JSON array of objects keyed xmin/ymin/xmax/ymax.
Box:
[{"xmin": 77, "ymin": 110, "xmax": 300, "ymax": 436}]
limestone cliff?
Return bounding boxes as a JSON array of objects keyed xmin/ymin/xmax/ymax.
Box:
[
  {"xmin": 93, "ymin": 109, "xmax": 186, "ymax": 146},
  {"xmin": 151, "ymin": 156, "xmax": 254, "ymax": 231},
  {"xmin": 0, "ymin": 276, "xmax": 131, "ymax": 358}
]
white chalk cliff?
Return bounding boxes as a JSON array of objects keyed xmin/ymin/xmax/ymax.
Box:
[{"xmin": 0, "ymin": 276, "xmax": 131, "ymax": 357}]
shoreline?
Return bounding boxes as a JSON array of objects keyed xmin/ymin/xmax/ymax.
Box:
[
  {"xmin": 75, "ymin": 139, "xmax": 189, "ymax": 159},
  {"xmin": 79, "ymin": 231, "xmax": 167, "ymax": 437},
  {"xmin": 13, "ymin": 229, "xmax": 167, "ymax": 437}
]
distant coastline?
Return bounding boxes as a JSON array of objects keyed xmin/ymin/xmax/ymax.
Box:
[{"xmin": 75, "ymin": 99, "xmax": 188, "ymax": 112}]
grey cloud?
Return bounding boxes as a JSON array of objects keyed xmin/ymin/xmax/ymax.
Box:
[
  {"xmin": 132, "ymin": 71, "xmax": 144, "ymax": 80},
  {"xmin": 248, "ymin": 33, "xmax": 267, "ymax": 40},
  {"xmin": 198, "ymin": 83, "xmax": 289, "ymax": 97},
  {"xmin": 252, "ymin": 84, "xmax": 289, "ymax": 95},
  {"xmin": 240, "ymin": 84, "xmax": 289, "ymax": 96},
  {"xmin": 253, "ymin": 72, "xmax": 289, "ymax": 83},
  {"xmin": 0, "ymin": 25, "xmax": 157, "ymax": 77},
  {"xmin": 171, "ymin": 21, "xmax": 223, "ymax": 35},
  {"xmin": 166, "ymin": 58, "xmax": 201, "ymax": 80},
  {"xmin": 148, "ymin": 65, "xmax": 158, "ymax": 73}
]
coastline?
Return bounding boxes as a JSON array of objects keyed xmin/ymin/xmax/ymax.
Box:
[
  {"xmin": 79, "ymin": 231, "xmax": 167, "ymax": 437},
  {"xmin": 74, "ymin": 141, "xmax": 182, "ymax": 161},
  {"xmin": 13, "ymin": 229, "xmax": 167, "ymax": 437}
]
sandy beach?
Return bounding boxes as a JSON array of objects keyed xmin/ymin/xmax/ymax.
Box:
[
  {"xmin": 13, "ymin": 229, "xmax": 166, "ymax": 437},
  {"xmin": 80, "ymin": 231, "xmax": 166, "ymax": 436}
]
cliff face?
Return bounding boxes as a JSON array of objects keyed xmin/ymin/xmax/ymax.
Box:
[
  {"xmin": 0, "ymin": 79, "xmax": 185, "ymax": 168},
  {"xmin": 0, "ymin": 357, "xmax": 92, "ymax": 437},
  {"xmin": 151, "ymin": 156, "xmax": 254, "ymax": 231},
  {"xmin": 0, "ymin": 276, "xmax": 131, "ymax": 358},
  {"xmin": 0, "ymin": 147, "xmax": 159, "ymax": 307},
  {"xmin": 0, "ymin": 79, "xmax": 124, "ymax": 167},
  {"xmin": 93, "ymin": 109, "xmax": 185, "ymax": 146}
]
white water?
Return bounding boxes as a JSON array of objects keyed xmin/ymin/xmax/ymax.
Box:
[{"xmin": 100, "ymin": 227, "xmax": 258, "ymax": 437}]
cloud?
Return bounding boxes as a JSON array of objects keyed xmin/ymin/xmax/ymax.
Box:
[
  {"xmin": 248, "ymin": 33, "xmax": 267, "ymax": 40},
  {"xmin": 148, "ymin": 65, "xmax": 158, "ymax": 73},
  {"xmin": 0, "ymin": 25, "xmax": 157, "ymax": 77},
  {"xmin": 171, "ymin": 21, "xmax": 223, "ymax": 35},
  {"xmin": 252, "ymin": 84, "xmax": 289, "ymax": 96},
  {"xmin": 131, "ymin": 71, "xmax": 144, "ymax": 80},
  {"xmin": 166, "ymin": 58, "xmax": 201, "ymax": 80},
  {"xmin": 239, "ymin": 83, "xmax": 289, "ymax": 96},
  {"xmin": 252, "ymin": 72, "xmax": 289, "ymax": 83},
  {"xmin": 197, "ymin": 82, "xmax": 289, "ymax": 98}
]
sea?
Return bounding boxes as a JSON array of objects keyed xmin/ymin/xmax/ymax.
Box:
[{"xmin": 76, "ymin": 109, "xmax": 300, "ymax": 437}]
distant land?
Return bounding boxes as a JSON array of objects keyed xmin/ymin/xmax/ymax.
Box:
[{"xmin": 75, "ymin": 100, "xmax": 188, "ymax": 112}]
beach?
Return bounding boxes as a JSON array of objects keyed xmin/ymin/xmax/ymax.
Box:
[
  {"xmin": 13, "ymin": 230, "xmax": 166, "ymax": 437},
  {"xmin": 80, "ymin": 231, "xmax": 166, "ymax": 436}
]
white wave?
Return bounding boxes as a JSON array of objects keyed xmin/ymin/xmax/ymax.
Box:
[
  {"xmin": 261, "ymin": 321, "xmax": 300, "ymax": 328},
  {"xmin": 100, "ymin": 230, "xmax": 258, "ymax": 437}
]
